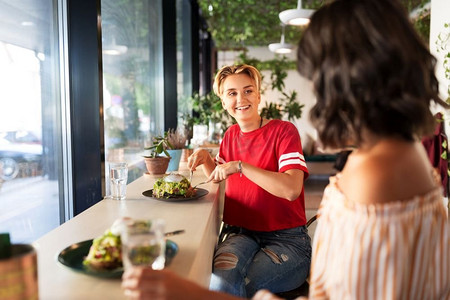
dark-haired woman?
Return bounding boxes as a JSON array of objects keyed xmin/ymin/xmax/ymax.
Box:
[{"xmin": 257, "ymin": 0, "xmax": 449, "ymax": 299}]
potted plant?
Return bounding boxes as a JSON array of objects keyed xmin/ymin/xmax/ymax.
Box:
[
  {"xmin": 166, "ymin": 128, "xmax": 187, "ymax": 171},
  {"xmin": 260, "ymin": 90, "xmax": 304, "ymax": 121},
  {"xmin": 183, "ymin": 91, "xmax": 233, "ymax": 147},
  {"xmin": 143, "ymin": 132, "xmax": 173, "ymax": 175}
]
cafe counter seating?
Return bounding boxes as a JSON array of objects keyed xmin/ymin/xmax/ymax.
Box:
[
  {"xmin": 33, "ymin": 157, "xmax": 327, "ymax": 299},
  {"xmin": 33, "ymin": 168, "xmax": 223, "ymax": 299}
]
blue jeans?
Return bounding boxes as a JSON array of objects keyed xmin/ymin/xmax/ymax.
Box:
[{"xmin": 209, "ymin": 225, "xmax": 311, "ymax": 298}]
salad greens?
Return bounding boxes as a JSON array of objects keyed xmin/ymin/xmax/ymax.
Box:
[
  {"xmin": 126, "ymin": 244, "xmax": 162, "ymax": 266},
  {"xmin": 83, "ymin": 230, "xmax": 122, "ymax": 270},
  {"xmin": 153, "ymin": 175, "xmax": 192, "ymax": 198}
]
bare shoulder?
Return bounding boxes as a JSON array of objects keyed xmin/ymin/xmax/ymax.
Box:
[{"xmin": 338, "ymin": 141, "xmax": 436, "ymax": 204}]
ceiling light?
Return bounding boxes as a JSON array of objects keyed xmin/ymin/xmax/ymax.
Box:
[
  {"xmin": 103, "ymin": 45, "xmax": 128, "ymax": 56},
  {"xmin": 279, "ymin": 0, "xmax": 314, "ymax": 26},
  {"xmin": 268, "ymin": 43, "xmax": 293, "ymax": 54},
  {"xmin": 268, "ymin": 25, "xmax": 293, "ymax": 54},
  {"xmin": 21, "ymin": 21, "xmax": 35, "ymax": 27}
]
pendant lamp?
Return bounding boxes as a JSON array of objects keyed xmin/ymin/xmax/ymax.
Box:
[
  {"xmin": 268, "ymin": 25, "xmax": 293, "ymax": 54},
  {"xmin": 279, "ymin": 0, "xmax": 314, "ymax": 26}
]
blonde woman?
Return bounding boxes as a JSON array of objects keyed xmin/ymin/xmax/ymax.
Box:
[
  {"xmin": 187, "ymin": 64, "xmax": 311, "ymax": 298},
  {"xmin": 122, "ymin": 64, "xmax": 311, "ymax": 299}
]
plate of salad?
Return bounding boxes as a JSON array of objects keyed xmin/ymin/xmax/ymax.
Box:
[
  {"xmin": 57, "ymin": 232, "xmax": 178, "ymax": 278},
  {"xmin": 142, "ymin": 188, "xmax": 209, "ymax": 201},
  {"xmin": 143, "ymin": 173, "xmax": 209, "ymax": 201}
]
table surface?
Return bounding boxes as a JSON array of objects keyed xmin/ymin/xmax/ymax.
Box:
[{"xmin": 33, "ymin": 169, "xmax": 222, "ymax": 300}]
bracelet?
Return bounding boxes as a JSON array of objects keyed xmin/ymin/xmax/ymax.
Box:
[{"xmin": 238, "ymin": 160, "xmax": 242, "ymax": 177}]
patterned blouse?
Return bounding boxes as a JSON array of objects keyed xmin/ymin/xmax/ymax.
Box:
[{"xmin": 308, "ymin": 174, "xmax": 449, "ymax": 300}]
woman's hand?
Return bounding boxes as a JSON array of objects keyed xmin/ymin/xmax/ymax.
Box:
[
  {"xmin": 252, "ymin": 289, "xmax": 308, "ymax": 300},
  {"xmin": 122, "ymin": 267, "xmax": 208, "ymax": 300},
  {"xmin": 187, "ymin": 149, "xmax": 216, "ymax": 176},
  {"xmin": 208, "ymin": 161, "xmax": 240, "ymax": 182},
  {"xmin": 187, "ymin": 149, "xmax": 209, "ymax": 171},
  {"xmin": 252, "ymin": 290, "xmax": 283, "ymax": 300}
]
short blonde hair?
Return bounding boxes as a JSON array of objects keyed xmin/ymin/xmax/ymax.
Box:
[{"xmin": 213, "ymin": 64, "xmax": 262, "ymax": 97}]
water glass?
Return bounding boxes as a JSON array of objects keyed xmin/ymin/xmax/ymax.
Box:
[
  {"xmin": 109, "ymin": 162, "xmax": 128, "ymax": 200},
  {"xmin": 121, "ymin": 219, "xmax": 166, "ymax": 270}
]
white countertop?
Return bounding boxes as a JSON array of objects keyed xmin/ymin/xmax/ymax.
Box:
[{"xmin": 34, "ymin": 169, "xmax": 222, "ymax": 300}]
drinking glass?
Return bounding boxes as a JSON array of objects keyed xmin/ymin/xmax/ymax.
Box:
[
  {"xmin": 121, "ymin": 219, "xmax": 166, "ymax": 270},
  {"xmin": 109, "ymin": 162, "xmax": 128, "ymax": 200}
]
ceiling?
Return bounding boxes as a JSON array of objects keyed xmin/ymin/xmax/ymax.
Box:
[
  {"xmin": 0, "ymin": 0, "xmax": 430, "ymax": 56},
  {"xmin": 197, "ymin": 0, "xmax": 431, "ymax": 49}
]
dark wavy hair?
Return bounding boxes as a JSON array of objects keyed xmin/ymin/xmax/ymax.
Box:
[{"xmin": 297, "ymin": 0, "xmax": 447, "ymax": 149}]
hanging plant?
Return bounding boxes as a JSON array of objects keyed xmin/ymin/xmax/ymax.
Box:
[
  {"xmin": 197, "ymin": 0, "xmax": 307, "ymax": 49},
  {"xmin": 198, "ymin": 0, "xmax": 422, "ymax": 49}
]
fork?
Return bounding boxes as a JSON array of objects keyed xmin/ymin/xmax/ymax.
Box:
[
  {"xmin": 189, "ymin": 170, "xmax": 193, "ymax": 185},
  {"xmin": 192, "ymin": 178, "xmax": 212, "ymax": 190}
]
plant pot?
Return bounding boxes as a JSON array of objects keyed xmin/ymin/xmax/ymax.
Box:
[
  {"xmin": 143, "ymin": 157, "xmax": 170, "ymax": 175},
  {"xmin": 166, "ymin": 149, "xmax": 182, "ymax": 172}
]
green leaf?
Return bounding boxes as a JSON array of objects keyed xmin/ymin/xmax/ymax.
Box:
[
  {"xmin": 199, "ymin": 0, "xmax": 425, "ymax": 48},
  {"xmin": 163, "ymin": 149, "xmax": 171, "ymax": 157},
  {"xmin": 156, "ymin": 143, "xmax": 163, "ymax": 154}
]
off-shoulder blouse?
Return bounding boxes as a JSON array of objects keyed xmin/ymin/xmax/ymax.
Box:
[{"xmin": 308, "ymin": 174, "xmax": 449, "ymax": 300}]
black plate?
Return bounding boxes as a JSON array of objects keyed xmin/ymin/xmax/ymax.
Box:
[
  {"xmin": 57, "ymin": 239, "xmax": 178, "ymax": 278},
  {"xmin": 142, "ymin": 188, "xmax": 209, "ymax": 202}
]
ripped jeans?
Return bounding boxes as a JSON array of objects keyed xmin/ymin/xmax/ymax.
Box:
[{"xmin": 209, "ymin": 225, "xmax": 311, "ymax": 298}]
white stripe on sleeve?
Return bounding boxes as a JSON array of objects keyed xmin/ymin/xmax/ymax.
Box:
[
  {"xmin": 279, "ymin": 158, "xmax": 307, "ymax": 170},
  {"xmin": 279, "ymin": 152, "xmax": 305, "ymax": 162}
]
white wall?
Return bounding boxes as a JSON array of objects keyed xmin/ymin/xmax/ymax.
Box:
[
  {"xmin": 430, "ymin": 0, "xmax": 450, "ymax": 211},
  {"xmin": 430, "ymin": 0, "xmax": 450, "ymax": 102}
]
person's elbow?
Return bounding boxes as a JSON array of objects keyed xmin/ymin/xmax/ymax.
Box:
[
  {"xmin": 283, "ymin": 169, "xmax": 304, "ymax": 201},
  {"xmin": 284, "ymin": 189, "xmax": 302, "ymax": 201}
]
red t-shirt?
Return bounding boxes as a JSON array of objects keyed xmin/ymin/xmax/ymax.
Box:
[{"xmin": 217, "ymin": 120, "xmax": 309, "ymax": 231}]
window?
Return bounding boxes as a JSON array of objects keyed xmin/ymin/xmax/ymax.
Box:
[
  {"xmin": 177, "ymin": 0, "xmax": 193, "ymax": 127},
  {"xmin": 101, "ymin": 0, "xmax": 165, "ymax": 185},
  {"xmin": 0, "ymin": 0, "xmax": 66, "ymax": 243}
]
